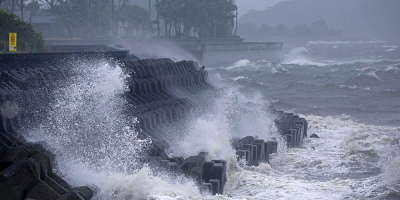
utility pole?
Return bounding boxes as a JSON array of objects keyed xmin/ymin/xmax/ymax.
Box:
[
  {"xmin": 235, "ymin": 8, "xmax": 238, "ymax": 36},
  {"xmin": 156, "ymin": 0, "xmax": 160, "ymax": 36},
  {"xmin": 88, "ymin": 0, "xmax": 91, "ymax": 25},
  {"xmin": 99, "ymin": 0, "xmax": 102, "ymax": 36},
  {"xmin": 11, "ymin": 0, "xmax": 15, "ymax": 14},
  {"xmin": 88, "ymin": 0, "xmax": 91, "ymax": 37},
  {"xmin": 20, "ymin": 0, "xmax": 23, "ymax": 21},
  {"xmin": 111, "ymin": 0, "xmax": 114, "ymax": 36},
  {"xmin": 149, "ymin": 0, "xmax": 151, "ymax": 18}
]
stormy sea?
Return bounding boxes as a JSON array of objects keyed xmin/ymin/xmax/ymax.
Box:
[{"xmin": 23, "ymin": 40, "xmax": 400, "ymax": 199}]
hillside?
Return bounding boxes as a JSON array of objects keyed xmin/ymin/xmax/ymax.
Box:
[{"xmin": 239, "ymin": 0, "xmax": 400, "ymax": 39}]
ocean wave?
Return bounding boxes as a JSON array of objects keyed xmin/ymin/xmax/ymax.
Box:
[
  {"xmin": 338, "ymin": 85, "xmax": 358, "ymax": 89},
  {"xmin": 271, "ymin": 65, "xmax": 288, "ymax": 74},
  {"xmin": 377, "ymin": 90, "xmax": 400, "ymax": 98},
  {"xmin": 350, "ymin": 67, "xmax": 375, "ymax": 72},
  {"xmin": 382, "ymin": 45, "xmax": 399, "ymax": 48},
  {"xmin": 385, "ymin": 156, "xmax": 400, "ymax": 194},
  {"xmin": 375, "ymin": 66, "xmax": 400, "ymax": 83},
  {"xmin": 283, "ymin": 48, "xmax": 387, "ymax": 67},
  {"xmin": 213, "ymin": 73, "xmax": 224, "ymax": 80},
  {"xmin": 386, "ymin": 49, "xmax": 397, "ymax": 52},
  {"xmin": 304, "ymin": 115, "xmax": 399, "ymax": 167},
  {"xmin": 345, "ymin": 72, "xmax": 384, "ymax": 86},
  {"xmin": 283, "ymin": 58, "xmax": 328, "ymax": 66},
  {"xmin": 223, "ymin": 59, "xmax": 274, "ymax": 72},
  {"xmin": 307, "ymin": 40, "xmax": 385, "ymax": 45},
  {"xmin": 385, "ymin": 65, "xmax": 400, "ymax": 71},
  {"xmin": 226, "ymin": 59, "xmax": 252, "ymax": 70},
  {"xmin": 230, "ymin": 76, "xmax": 248, "ymax": 81},
  {"xmin": 79, "ymin": 166, "xmax": 203, "ymax": 199},
  {"xmin": 283, "ymin": 47, "xmax": 327, "ymax": 66},
  {"xmin": 332, "ymin": 59, "xmax": 390, "ymax": 67},
  {"xmin": 127, "ymin": 113, "xmax": 399, "ymax": 199},
  {"xmin": 239, "ymin": 114, "xmax": 399, "ymax": 199}
]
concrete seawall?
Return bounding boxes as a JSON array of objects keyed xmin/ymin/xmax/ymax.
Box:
[
  {"xmin": 44, "ymin": 38, "xmax": 283, "ymax": 67},
  {"xmin": 0, "ymin": 50, "xmax": 306, "ymax": 198}
]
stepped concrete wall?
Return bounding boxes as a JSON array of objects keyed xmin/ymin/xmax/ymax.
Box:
[{"xmin": 0, "ymin": 50, "xmax": 307, "ymax": 198}]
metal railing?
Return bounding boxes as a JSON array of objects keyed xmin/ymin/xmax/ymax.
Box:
[{"xmin": 0, "ymin": 40, "xmax": 35, "ymax": 53}]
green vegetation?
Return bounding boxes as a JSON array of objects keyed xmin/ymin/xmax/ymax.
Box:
[
  {"xmin": 0, "ymin": 8, "xmax": 44, "ymax": 53},
  {"xmin": 2, "ymin": 0, "xmax": 239, "ymax": 39},
  {"xmin": 118, "ymin": 4, "xmax": 152, "ymax": 36},
  {"xmin": 38, "ymin": 0, "xmax": 151, "ymax": 38},
  {"xmin": 157, "ymin": 0, "xmax": 238, "ymax": 38}
]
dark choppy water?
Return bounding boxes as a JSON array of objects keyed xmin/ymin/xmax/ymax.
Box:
[{"xmin": 209, "ymin": 41, "xmax": 400, "ymax": 127}]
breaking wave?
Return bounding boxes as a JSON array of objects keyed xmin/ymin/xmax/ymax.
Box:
[
  {"xmin": 345, "ymin": 72, "xmax": 384, "ymax": 86},
  {"xmin": 230, "ymin": 76, "xmax": 248, "ymax": 81},
  {"xmin": 307, "ymin": 40, "xmax": 385, "ymax": 45},
  {"xmin": 282, "ymin": 47, "xmax": 327, "ymax": 66},
  {"xmin": 223, "ymin": 59, "xmax": 274, "ymax": 72},
  {"xmin": 226, "ymin": 59, "xmax": 252, "ymax": 70},
  {"xmin": 385, "ymin": 156, "xmax": 400, "ymax": 195}
]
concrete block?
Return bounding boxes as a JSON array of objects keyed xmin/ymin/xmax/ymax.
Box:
[{"xmin": 208, "ymin": 179, "xmax": 220, "ymax": 195}]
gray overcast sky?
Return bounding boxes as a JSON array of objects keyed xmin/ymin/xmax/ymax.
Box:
[{"xmin": 235, "ymin": 0, "xmax": 288, "ymax": 17}]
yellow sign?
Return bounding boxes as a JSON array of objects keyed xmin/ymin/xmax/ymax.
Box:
[{"xmin": 9, "ymin": 33, "xmax": 17, "ymax": 52}]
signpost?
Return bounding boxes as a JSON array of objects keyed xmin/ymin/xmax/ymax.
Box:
[{"xmin": 9, "ymin": 33, "xmax": 17, "ymax": 52}]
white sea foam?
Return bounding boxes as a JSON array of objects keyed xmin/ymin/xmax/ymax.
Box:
[
  {"xmin": 366, "ymin": 71, "xmax": 381, "ymax": 80},
  {"xmin": 308, "ymin": 40, "xmax": 385, "ymax": 45},
  {"xmin": 282, "ymin": 47, "xmax": 327, "ymax": 66},
  {"xmin": 174, "ymin": 117, "xmax": 236, "ymax": 160},
  {"xmin": 223, "ymin": 59, "xmax": 274, "ymax": 72},
  {"xmin": 386, "ymin": 65, "xmax": 400, "ymax": 71},
  {"xmin": 24, "ymin": 59, "xmax": 155, "ymax": 198},
  {"xmin": 339, "ymin": 85, "xmax": 358, "ymax": 89},
  {"xmin": 382, "ymin": 45, "xmax": 399, "ymax": 48},
  {"xmin": 172, "ymin": 89, "xmax": 276, "ymax": 160},
  {"xmin": 230, "ymin": 76, "xmax": 247, "ymax": 81},
  {"xmin": 385, "ymin": 156, "xmax": 400, "ymax": 194},
  {"xmin": 226, "ymin": 59, "xmax": 252, "ymax": 70},
  {"xmin": 26, "ymin": 60, "xmax": 149, "ymax": 172},
  {"xmin": 63, "ymin": 164, "xmax": 203, "ymax": 200},
  {"xmin": 164, "ymin": 99, "xmax": 399, "ymax": 200},
  {"xmin": 221, "ymin": 114, "xmax": 399, "ymax": 199},
  {"xmin": 348, "ymin": 85, "xmax": 357, "ymax": 89}
]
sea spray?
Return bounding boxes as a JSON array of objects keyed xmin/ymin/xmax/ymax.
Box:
[
  {"xmin": 385, "ymin": 156, "xmax": 400, "ymax": 195},
  {"xmin": 171, "ymin": 88, "xmax": 278, "ymax": 160},
  {"xmin": 23, "ymin": 59, "xmax": 151, "ymax": 193}
]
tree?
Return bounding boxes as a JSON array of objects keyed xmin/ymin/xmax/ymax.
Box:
[
  {"xmin": 0, "ymin": 8, "xmax": 44, "ymax": 52},
  {"xmin": 156, "ymin": 0, "xmax": 237, "ymax": 38},
  {"xmin": 25, "ymin": 0, "xmax": 41, "ymax": 16},
  {"xmin": 38, "ymin": 0, "xmax": 130, "ymax": 38},
  {"xmin": 117, "ymin": 4, "xmax": 151, "ymax": 37}
]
